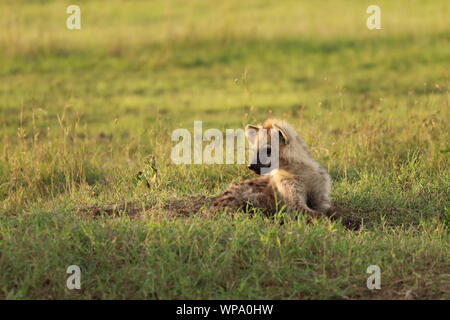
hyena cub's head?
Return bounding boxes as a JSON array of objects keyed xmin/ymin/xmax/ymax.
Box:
[{"xmin": 245, "ymin": 118, "xmax": 304, "ymax": 175}]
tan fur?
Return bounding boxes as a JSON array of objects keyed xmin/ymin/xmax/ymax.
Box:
[{"xmin": 212, "ymin": 118, "xmax": 333, "ymax": 219}]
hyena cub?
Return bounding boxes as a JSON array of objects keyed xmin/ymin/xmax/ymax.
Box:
[{"xmin": 212, "ymin": 118, "xmax": 333, "ymax": 220}]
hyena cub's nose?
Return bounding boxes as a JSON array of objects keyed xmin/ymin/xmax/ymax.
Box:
[{"xmin": 248, "ymin": 163, "xmax": 261, "ymax": 175}]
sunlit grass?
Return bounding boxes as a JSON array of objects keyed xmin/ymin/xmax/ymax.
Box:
[{"xmin": 0, "ymin": 0, "xmax": 449, "ymax": 299}]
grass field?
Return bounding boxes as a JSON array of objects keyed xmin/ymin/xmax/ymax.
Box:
[{"xmin": 0, "ymin": 0, "xmax": 449, "ymax": 299}]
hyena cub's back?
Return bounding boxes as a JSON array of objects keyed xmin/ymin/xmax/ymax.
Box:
[{"xmin": 211, "ymin": 176, "xmax": 276, "ymax": 214}]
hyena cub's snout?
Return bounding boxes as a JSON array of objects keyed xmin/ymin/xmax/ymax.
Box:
[{"xmin": 247, "ymin": 144, "xmax": 273, "ymax": 175}]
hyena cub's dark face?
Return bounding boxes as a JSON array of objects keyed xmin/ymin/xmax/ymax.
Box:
[{"xmin": 245, "ymin": 123, "xmax": 289, "ymax": 175}]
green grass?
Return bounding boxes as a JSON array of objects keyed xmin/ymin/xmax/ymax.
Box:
[{"xmin": 0, "ymin": 0, "xmax": 449, "ymax": 299}]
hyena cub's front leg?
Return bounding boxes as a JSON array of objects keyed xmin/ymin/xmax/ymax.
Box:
[
  {"xmin": 275, "ymin": 179, "xmax": 324, "ymax": 220},
  {"xmin": 286, "ymin": 194, "xmax": 324, "ymax": 220}
]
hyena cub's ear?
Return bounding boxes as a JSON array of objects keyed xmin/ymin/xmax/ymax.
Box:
[
  {"xmin": 245, "ymin": 125, "xmax": 260, "ymax": 145},
  {"xmin": 272, "ymin": 123, "xmax": 290, "ymax": 145}
]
